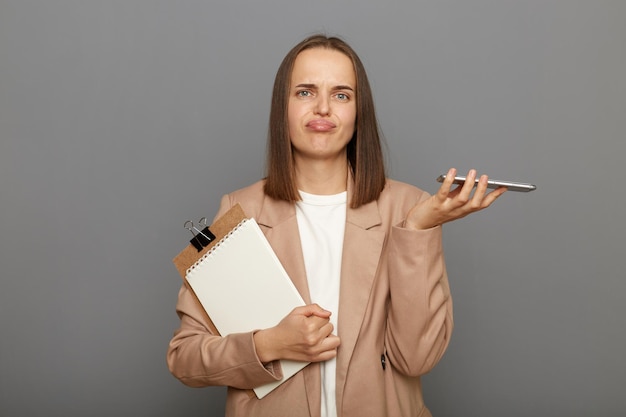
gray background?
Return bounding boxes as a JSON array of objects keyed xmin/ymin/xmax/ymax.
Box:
[{"xmin": 1, "ymin": 1, "xmax": 624, "ymax": 416}]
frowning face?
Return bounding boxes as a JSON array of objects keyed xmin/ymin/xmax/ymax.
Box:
[{"xmin": 288, "ymin": 47, "xmax": 357, "ymax": 165}]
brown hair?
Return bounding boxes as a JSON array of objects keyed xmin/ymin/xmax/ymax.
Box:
[{"xmin": 263, "ymin": 34, "xmax": 386, "ymax": 208}]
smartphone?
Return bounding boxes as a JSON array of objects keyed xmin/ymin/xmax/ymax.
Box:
[{"xmin": 436, "ymin": 174, "xmax": 537, "ymax": 192}]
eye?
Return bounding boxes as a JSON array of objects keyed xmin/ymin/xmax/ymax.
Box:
[
  {"xmin": 335, "ymin": 92, "xmax": 350, "ymax": 101},
  {"xmin": 296, "ymin": 90, "xmax": 312, "ymax": 98}
]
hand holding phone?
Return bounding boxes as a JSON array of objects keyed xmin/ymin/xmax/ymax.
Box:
[
  {"xmin": 407, "ymin": 169, "xmax": 511, "ymax": 229},
  {"xmin": 436, "ymin": 174, "xmax": 536, "ymax": 192}
]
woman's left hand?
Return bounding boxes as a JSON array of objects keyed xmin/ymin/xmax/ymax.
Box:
[{"xmin": 405, "ymin": 168, "xmax": 507, "ymax": 230}]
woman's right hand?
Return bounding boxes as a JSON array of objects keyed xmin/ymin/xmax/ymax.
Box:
[{"xmin": 253, "ymin": 304, "xmax": 341, "ymax": 363}]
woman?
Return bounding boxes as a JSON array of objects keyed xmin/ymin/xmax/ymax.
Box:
[{"xmin": 167, "ymin": 34, "xmax": 506, "ymax": 417}]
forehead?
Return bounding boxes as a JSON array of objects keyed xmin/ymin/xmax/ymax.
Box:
[{"xmin": 290, "ymin": 48, "xmax": 356, "ymax": 85}]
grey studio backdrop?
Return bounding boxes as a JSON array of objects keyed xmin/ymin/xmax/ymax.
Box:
[{"xmin": 1, "ymin": 1, "xmax": 624, "ymax": 416}]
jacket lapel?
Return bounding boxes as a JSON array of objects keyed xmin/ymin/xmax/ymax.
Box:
[
  {"xmin": 255, "ymin": 196, "xmax": 312, "ymax": 305},
  {"xmin": 335, "ymin": 195, "xmax": 385, "ymax": 407}
]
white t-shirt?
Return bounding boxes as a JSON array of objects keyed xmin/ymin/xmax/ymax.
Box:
[{"xmin": 295, "ymin": 190, "xmax": 347, "ymax": 417}]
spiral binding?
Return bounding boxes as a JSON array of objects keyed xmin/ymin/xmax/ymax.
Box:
[{"xmin": 186, "ymin": 218, "xmax": 250, "ymax": 276}]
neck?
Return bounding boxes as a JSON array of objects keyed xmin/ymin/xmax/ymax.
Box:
[{"xmin": 294, "ymin": 157, "xmax": 348, "ymax": 195}]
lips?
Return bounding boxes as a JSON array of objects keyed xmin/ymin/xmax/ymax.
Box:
[{"xmin": 306, "ymin": 119, "xmax": 336, "ymax": 132}]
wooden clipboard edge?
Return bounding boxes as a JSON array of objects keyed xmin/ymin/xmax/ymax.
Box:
[{"xmin": 173, "ymin": 203, "xmax": 247, "ymax": 279}]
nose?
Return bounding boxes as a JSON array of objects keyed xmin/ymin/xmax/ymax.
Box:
[{"xmin": 314, "ymin": 94, "xmax": 330, "ymax": 116}]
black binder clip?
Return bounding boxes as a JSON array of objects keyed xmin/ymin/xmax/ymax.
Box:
[{"xmin": 184, "ymin": 217, "xmax": 216, "ymax": 252}]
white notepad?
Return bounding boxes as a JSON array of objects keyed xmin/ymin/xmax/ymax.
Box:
[{"xmin": 185, "ymin": 218, "xmax": 308, "ymax": 399}]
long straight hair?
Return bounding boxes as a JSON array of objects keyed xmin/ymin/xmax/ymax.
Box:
[{"xmin": 264, "ymin": 35, "xmax": 386, "ymax": 208}]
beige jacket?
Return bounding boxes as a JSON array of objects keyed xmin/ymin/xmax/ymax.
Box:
[{"xmin": 167, "ymin": 178, "xmax": 453, "ymax": 417}]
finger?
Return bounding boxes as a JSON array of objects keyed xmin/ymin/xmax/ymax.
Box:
[
  {"xmin": 311, "ymin": 335, "xmax": 341, "ymax": 362},
  {"xmin": 436, "ymin": 167, "xmax": 457, "ymax": 199},
  {"xmin": 308, "ymin": 303, "xmax": 332, "ymax": 318},
  {"xmin": 457, "ymin": 169, "xmax": 477, "ymax": 202},
  {"xmin": 310, "ymin": 335, "xmax": 341, "ymax": 357},
  {"xmin": 304, "ymin": 315, "xmax": 333, "ymax": 335},
  {"xmin": 294, "ymin": 304, "xmax": 331, "ymax": 319},
  {"xmin": 480, "ymin": 186, "xmax": 508, "ymax": 208},
  {"xmin": 316, "ymin": 320, "xmax": 335, "ymax": 338},
  {"xmin": 320, "ymin": 334, "xmax": 341, "ymax": 350},
  {"xmin": 470, "ymin": 174, "xmax": 490, "ymax": 206}
]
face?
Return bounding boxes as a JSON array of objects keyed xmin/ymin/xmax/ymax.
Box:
[{"xmin": 287, "ymin": 48, "xmax": 357, "ymax": 164}]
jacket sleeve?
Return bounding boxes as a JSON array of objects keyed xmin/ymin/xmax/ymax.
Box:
[
  {"xmin": 166, "ymin": 195, "xmax": 282, "ymax": 389},
  {"xmin": 384, "ymin": 220, "xmax": 454, "ymax": 377}
]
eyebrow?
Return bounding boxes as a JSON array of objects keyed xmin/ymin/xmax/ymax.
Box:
[{"xmin": 294, "ymin": 83, "xmax": 355, "ymax": 91}]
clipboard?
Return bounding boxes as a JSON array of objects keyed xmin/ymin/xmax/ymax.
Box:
[
  {"xmin": 172, "ymin": 204, "xmax": 308, "ymax": 399},
  {"xmin": 173, "ymin": 204, "xmax": 247, "ymax": 335}
]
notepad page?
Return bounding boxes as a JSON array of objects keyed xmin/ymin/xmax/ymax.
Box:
[{"xmin": 185, "ymin": 218, "xmax": 308, "ymax": 398}]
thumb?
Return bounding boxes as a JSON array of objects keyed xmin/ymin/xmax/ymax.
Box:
[{"xmin": 297, "ymin": 303, "xmax": 332, "ymax": 319}]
